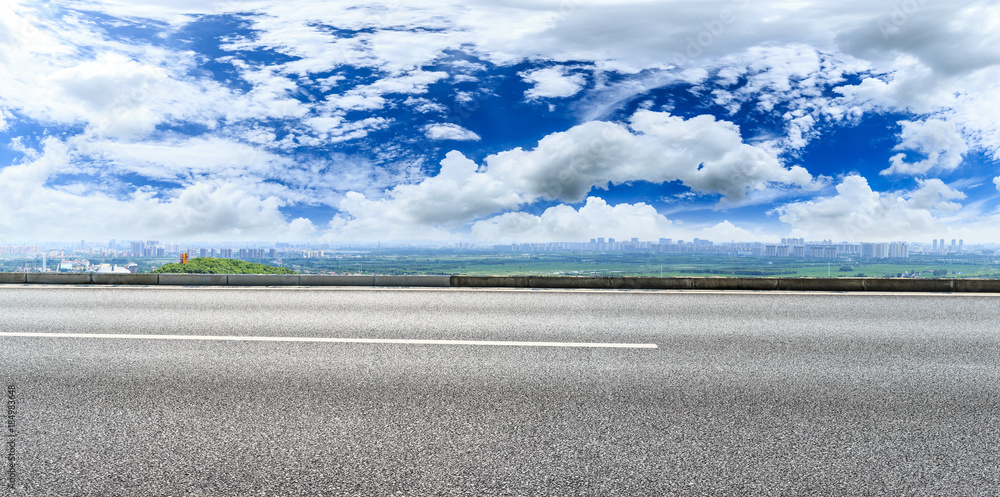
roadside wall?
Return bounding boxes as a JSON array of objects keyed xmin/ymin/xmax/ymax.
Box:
[{"xmin": 3, "ymin": 273, "xmax": 1000, "ymax": 292}]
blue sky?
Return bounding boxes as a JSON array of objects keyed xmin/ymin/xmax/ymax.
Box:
[{"xmin": 1, "ymin": 0, "xmax": 999, "ymax": 243}]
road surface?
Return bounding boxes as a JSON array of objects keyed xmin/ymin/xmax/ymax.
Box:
[{"xmin": 1, "ymin": 286, "xmax": 998, "ymax": 495}]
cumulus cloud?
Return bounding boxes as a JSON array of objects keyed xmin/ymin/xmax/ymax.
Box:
[
  {"xmin": 481, "ymin": 110, "xmax": 816, "ymax": 204},
  {"xmin": 322, "ymin": 110, "xmax": 818, "ymax": 240},
  {"xmin": 470, "ymin": 200, "xmax": 769, "ymax": 243},
  {"xmin": 471, "ymin": 197, "xmax": 672, "ymax": 242},
  {"xmin": 520, "ymin": 67, "xmax": 587, "ymax": 100},
  {"xmin": 0, "ymin": 139, "xmax": 315, "ymax": 240},
  {"xmin": 329, "ymin": 151, "xmax": 524, "ymax": 230},
  {"xmin": 423, "ymin": 123, "xmax": 481, "ymax": 141},
  {"xmin": 699, "ymin": 220, "xmax": 763, "ymax": 243},
  {"xmin": 776, "ymin": 175, "xmax": 966, "ymax": 241},
  {"xmin": 881, "ymin": 119, "xmax": 968, "ymax": 175}
]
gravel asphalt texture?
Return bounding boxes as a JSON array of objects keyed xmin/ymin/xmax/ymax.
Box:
[{"xmin": 1, "ymin": 286, "xmax": 998, "ymax": 496}]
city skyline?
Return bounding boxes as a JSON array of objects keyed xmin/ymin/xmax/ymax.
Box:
[
  {"xmin": 1, "ymin": 1, "xmax": 999, "ymax": 243},
  {"xmin": 0, "ymin": 235, "xmax": 987, "ymax": 253}
]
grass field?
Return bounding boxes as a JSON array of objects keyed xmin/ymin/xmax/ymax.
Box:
[
  {"xmin": 7, "ymin": 251, "xmax": 998, "ymax": 279},
  {"xmin": 281, "ymin": 252, "xmax": 1000, "ymax": 279}
]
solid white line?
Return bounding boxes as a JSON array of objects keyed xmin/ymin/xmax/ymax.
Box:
[{"xmin": 0, "ymin": 332, "xmax": 657, "ymax": 349}]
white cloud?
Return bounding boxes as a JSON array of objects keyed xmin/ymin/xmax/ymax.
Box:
[
  {"xmin": 520, "ymin": 66, "xmax": 587, "ymax": 100},
  {"xmin": 776, "ymin": 175, "xmax": 966, "ymax": 241},
  {"xmin": 323, "ymin": 110, "xmax": 818, "ymax": 240},
  {"xmin": 470, "ymin": 200, "xmax": 769, "ymax": 243},
  {"xmin": 403, "ymin": 97, "xmax": 446, "ymax": 113},
  {"xmin": 699, "ymin": 220, "xmax": 763, "ymax": 243},
  {"xmin": 881, "ymin": 119, "xmax": 969, "ymax": 176},
  {"xmin": 0, "ymin": 138, "xmax": 315, "ymax": 240},
  {"xmin": 482, "ymin": 109, "xmax": 817, "ymax": 204},
  {"xmin": 471, "ymin": 197, "xmax": 671, "ymax": 242},
  {"xmin": 3, "ymin": 0, "xmax": 1000, "ymax": 243},
  {"xmin": 332, "ymin": 151, "xmax": 524, "ymax": 228},
  {"xmin": 76, "ymin": 136, "xmax": 284, "ymax": 180},
  {"xmin": 423, "ymin": 123, "xmax": 481, "ymax": 141},
  {"xmin": 322, "ymin": 70, "xmax": 447, "ymax": 112}
]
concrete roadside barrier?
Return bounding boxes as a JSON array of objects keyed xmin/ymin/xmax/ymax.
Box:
[
  {"xmin": 736, "ymin": 278, "xmax": 779, "ymax": 291},
  {"xmin": 26, "ymin": 273, "xmax": 92, "ymax": 284},
  {"xmin": 527, "ymin": 276, "xmax": 612, "ymax": 289},
  {"xmin": 953, "ymin": 279, "xmax": 1000, "ymax": 293},
  {"xmin": 299, "ymin": 275, "xmax": 375, "ymax": 286},
  {"xmin": 373, "ymin": 275, "xmax": 451, "ymax": 287},
  {"xmin": 227, "ymin": 274, "xmax": 300, "ymax": 286},
  {"xmin": 0, "ymin": 273, "xmax": 28, "ymax": 284},
  {"xmin": 865, "ymin": 278, "xmax": 954, "ymax": 293},
  {"xmin": 777, "ymin": 278, "xmax": 866, "ymax": 292},
  {"xmin": 691, "ymin": 277, "xmax": 741, "ymax": 290},
  {"xmin": 91, "ymin": 273, "xmax": 159, "ymax": 285},
  {"xmin": 157, "ymin": 274, "xmax": 229, "ymax": 286},
  {"xmin": 610, "ymin": 277, "xmax": 691, "ymax": 290},
  {"xmin": 450, "ymin": 275, "xmax": 530, "ymax": 288},
  {"xmin": 7, "ymin": 272, "xmax": 1000, "ymax": 292}
]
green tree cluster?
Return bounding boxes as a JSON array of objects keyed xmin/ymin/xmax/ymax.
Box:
[{"xmin": 151, "ymin": 258, "xmax": 295, "ymax": 274}]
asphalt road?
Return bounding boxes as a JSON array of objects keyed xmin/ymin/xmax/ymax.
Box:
[{"xmin": 1, "ymin": 286, "xmax": 998, "ymax": 496}]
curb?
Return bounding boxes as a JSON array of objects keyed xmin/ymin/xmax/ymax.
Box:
[{"xmin": 3, "ymin": 273, "xmax": 999, "ymax": 293}]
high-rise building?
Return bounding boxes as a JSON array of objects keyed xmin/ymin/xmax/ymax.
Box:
[
  {"xmin": 933, "ymin": 239, "xmax": 938, "ymax": 250},
  {"xmin": 861, "ymin": 242, "xmax": 890, "ymax": 258},
  {"xmin": 959, "ymin": 239, "xmax": 964, "ymax": 250},
  {"xmin": 888, "ymin": 242, "xmax": 908, "ymax": 258}
]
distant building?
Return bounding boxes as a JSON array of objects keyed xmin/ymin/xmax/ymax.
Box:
[
  {"xmin": 861, "ymin": 242, "xmax": 889, "ymax": 259},
  {"xmin": 888, "ymin": 242, "xmax": 908, "ymax": 258},
  {"xmin": 765, "ymin": 245, "xmax": 790, "ymax": 257},
  {"xmin": 809, "ymin": 246, "xmax": 838, "ymax": 258}
]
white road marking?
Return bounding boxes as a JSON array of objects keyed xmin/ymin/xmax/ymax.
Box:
[{"xmin": 0, "ymin": 332, "xmax": 657, "ymax": 349}]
